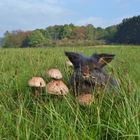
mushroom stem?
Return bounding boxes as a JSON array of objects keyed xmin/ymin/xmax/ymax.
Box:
[{"xmin": 35, "ymin": 87, "xmax": 40, "ymax": 96}]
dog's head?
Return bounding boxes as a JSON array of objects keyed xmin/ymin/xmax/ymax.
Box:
[
  {"xmin": 65, "ymin": 51, "xmax": 116, "ymax": 95},
  {"xmin": 65, "ymin": 51, "xmax": 115, "ymax": 79}
]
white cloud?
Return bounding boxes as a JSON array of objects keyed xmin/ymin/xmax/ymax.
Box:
[
  {"xmin": 76, "ymin": 16, "xmax": 127, "ymax": 28},
  {"xmin": 0, "ymin": 0, "xmax": 68, "ymax": 36},
  {"xmin": 76, "ymin": 17, "xmax": 105, "ymax": 27},
  {"xmin": 0, "ymin": 0, "xmax": 139, "ymax": 37}
]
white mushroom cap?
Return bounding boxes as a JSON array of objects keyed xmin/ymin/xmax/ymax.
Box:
[
  {"xmin": 76, "ymin": 94, "xmax": 94, "ymax": 105},
  {"xmin": 46, "ymin": 68, "xmax": 62, "ymax": 79},
  {"xmin": 28, "ymin": 77, "xmax": 46, "ymax": 87},
  {"xmin": 46, "ymin": 80, "xmax": 69, "ymax": 95},
  {"xmin": 66, "ymin": 60, "xmax": 73, "ymax": 67}
]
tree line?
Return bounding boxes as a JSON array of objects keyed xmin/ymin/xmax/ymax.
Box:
[{"xmin": 1, "ymin": 15, "xmax": 140, "ymax": 48}]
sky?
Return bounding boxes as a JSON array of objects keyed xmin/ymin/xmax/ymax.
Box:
[{"xmin": 0, "ymin": 0, "xmax": 140, "ymax": 37}]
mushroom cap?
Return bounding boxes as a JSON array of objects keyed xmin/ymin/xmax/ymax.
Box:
[
  {"xmin": 46, "ymin": 80, "xmax": 69, "ymax": 95},
  {"xmin": 28, "ymin": 77, "xmax": 46, "ymax": 87},
  {"xmin": 66, "ymin": 60, "xmax": 73, "ymax": 67},
  {"xmin": 76, "ymin": 94, "xmax": 94, "ymax": 105},
  {"xmin": 46, "ymin": 68, "xmax": 62, "ymax": 79}
]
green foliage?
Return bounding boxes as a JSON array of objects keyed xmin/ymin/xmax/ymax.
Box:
[
  {"xmin": 38, "ymin": 29, "xmax": 51, "ymax": 40},
  {"xmin": 2, "ymin": 31, "xmax": 30, "ymax": 48},
  {"xmin": 25, "ymin": 30, "xmax": 46, "ymax": 47},
  {"xmin": 0, "ymin": 38, "xmax": 3, "ymax": 47},
  {"xmin": 85, "ymin": 24, "xmax": 95, "ymax": 40},
  {"xmin": 94, "ymin": 27, "xmax": 105, "ymax": 39},
  {"xmin": 2, "ymin": 15, "xmax": 140, "ymax": 48},
  {"xmin": 1, "ymin": 24, "xmax": 109, "ymax": 48},
  {"xmin": 71, "ymin": 26, "xmax": 87, "ymax": 40},
  {"xmin": 47, "ymin": 25, "xmax": 63, "ymax": 40},
  {"xmin": 0, "ymin": 46, "xmax": 140, "ymax": 139},
  {"xmin": 61, "ymin": 24, "xmax": 74, "ymax": 39},
  {"xmin": 104, "ymin": 25, "xmax": 118, "ymax": 41},
  {"xmin": 114, "ymin": 16, "xmax": 140, "ymax": 44}
]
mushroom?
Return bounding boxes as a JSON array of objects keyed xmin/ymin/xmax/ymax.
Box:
[
  {"xmin": 28, "ymin": 77, "xmax": 46, "ymax": 96},
  {"xmin": 46, "ymin": 80, "xmax": 69, "ymax": 95},
  {"xmin": 46, "ymin": 68, "xmax": 62, "ymax": 80},
  {"xmin": 76, "ymin": 94, "xmax": 94, "ymax": 105},
  {"xmin": 66, "ymin": 60, "xmax": 73, "ymax": 67}
]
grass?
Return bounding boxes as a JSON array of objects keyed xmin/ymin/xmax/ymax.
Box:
[{"xmin": 0, "ymin": 45, "xmax": 140, "ymax": 140}]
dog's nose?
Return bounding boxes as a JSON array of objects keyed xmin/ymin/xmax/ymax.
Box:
[
  {"xmin": 83, "ymin": 72, "xmax": 90, "ymax": 79},
  {"xmin": 83, "ymin": 72, "xmax": 88, "ymax": 76}
]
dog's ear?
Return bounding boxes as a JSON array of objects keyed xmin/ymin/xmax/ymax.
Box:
[
  {"xmin": 92, "ymin": 53, "xmax": 115, "ymax": 68},
  {"xmin": 65, "ymin": 52, "xmax": 82, "ymax": 68}
]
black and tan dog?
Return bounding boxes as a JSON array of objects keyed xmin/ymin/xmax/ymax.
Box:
[{"xmin": 65, "ymin": 51, "xmax": 117, "ymax": 96}]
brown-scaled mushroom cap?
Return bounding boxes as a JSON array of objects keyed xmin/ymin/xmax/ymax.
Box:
[
  {"xmin": 46, "ymin": 80, "xmax": 69, "ymax": 95},
  {"xmin": 46, "ymin": 68, "xmax": 62, "ymax": 79},
  {"xmin": 76, "ymin": 94, "xmax": 94, "ymax": 105},
  {"xmin": 28, "ymin": 77, "xmax": 46, "ymax": 87}
]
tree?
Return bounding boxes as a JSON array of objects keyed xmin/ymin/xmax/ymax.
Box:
[
  {"xmin": 2, "ymin": 30, "xmax": 30, "ymax": 48},
  {"xmin": 38, "ymin": 29, "xmax": 51, "ymax": 40},
  {"xmin": 104, "ymin": 25, "xmax": 118, "ymax": 42},
  {"xmin": 24, "ymin": 30, "xmax": 45, "ymax": 47},
  {"xmin": 114, "ymin": 15, "xmax": 140, "ymax": 44},
  {"xmin": 94, "ymin": 27, "xmax": 106, "ymax": 39},
  {"xmin": 61, "ymin": 24, "xmax": 74, "ymax": 39},
  {"xmin": 71, "ymin": 26, "xmax": 86, "ymax": 40},
  {"xmin": 0, "ymin": 37, "xmax": 3, "ymax": 47},
  {"xmin": 47, "ymin": 25, "xmax": 63, "ymax": 40},
  {"xmin": 85, "ymin": 24, "xmax": 95, "ymax": 40}
]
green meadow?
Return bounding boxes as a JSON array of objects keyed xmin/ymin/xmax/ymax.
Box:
[{"xmin": 0, "ymin": 45, "xmax": 140, "ymax": 140}]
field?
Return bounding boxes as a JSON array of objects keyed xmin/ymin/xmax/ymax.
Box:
[{"xmin": 0, "ymin": 45, "xmax": 140, "ymax": 140}]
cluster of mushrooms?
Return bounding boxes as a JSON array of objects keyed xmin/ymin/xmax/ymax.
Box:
[{"xmin": 28, "ymin": 61, "xmax": 94, "ymax": 105}]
